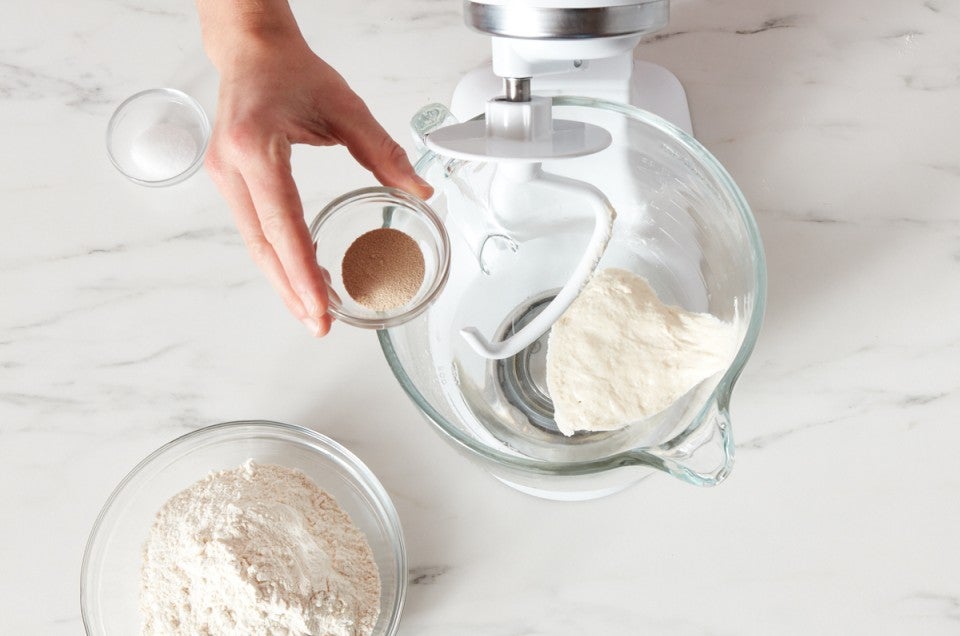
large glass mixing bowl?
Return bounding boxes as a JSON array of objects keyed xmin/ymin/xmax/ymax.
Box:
[{"xmin": 380, "ymin": 97, "xmax": 766, "ymax": 500}]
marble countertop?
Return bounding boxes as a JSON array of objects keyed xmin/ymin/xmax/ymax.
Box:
[{"xmin": 2, "ymin": 0, "xmax": 958, "ymax": 633}]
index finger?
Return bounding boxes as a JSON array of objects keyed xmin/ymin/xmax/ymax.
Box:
[{"xmin": 330, "ymin": 96, "xmax": 433, "ymax": 200}]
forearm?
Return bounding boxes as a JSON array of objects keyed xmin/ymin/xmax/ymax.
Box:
[{"xmin": 196, "ymin": 0, "xmax": 306, "ymax": 70}]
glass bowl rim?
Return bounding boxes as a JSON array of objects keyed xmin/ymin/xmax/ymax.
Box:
[
  {"xmin": 105, "ymin": 87, "xmax": 210, "ymax": 187},
  {"xmin": 379, "ymin": 94, "xmax": 768, "ymax": 476},
  {"xmin": 80, "ymin": 419, "xmax": 407, "ymax": 635},
  {"xmin": 309, "ymin": 186, "xmax": 452, "ymax": 329}
]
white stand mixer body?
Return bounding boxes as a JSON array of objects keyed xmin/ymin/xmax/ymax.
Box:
[{"xmin": 450, "ymin": 54, "xmax": 692, "ymax": 136}]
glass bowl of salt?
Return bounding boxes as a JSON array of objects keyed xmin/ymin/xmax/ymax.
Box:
[
  {"xmin": 310, "ymin": 186, "xmax": 451, "ymax": 329},
  {"xmin": 106, "ymin": 88, "xmax": 209, "ymax": 186}
]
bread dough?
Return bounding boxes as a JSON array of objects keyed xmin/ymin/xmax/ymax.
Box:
[{"xmin": 546, "ymin": 268, "xmax": 737, "ymax": 436}]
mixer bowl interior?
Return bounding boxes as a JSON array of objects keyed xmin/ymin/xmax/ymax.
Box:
[{"xmin": 380, "ymin": 96, "xmax": 765, "ymax": 488}]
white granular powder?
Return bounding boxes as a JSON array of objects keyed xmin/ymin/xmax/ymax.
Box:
[
  {"xmin": 130, "ymin": 122, "xmax": 197, "ymax": 181},
  {"xmin": 547, "ymin": 268, "xmax": 738, "ymax": 436},
  {"xmin": 140, "ymin": 460, "xmax": 381, "ymax": 636}
]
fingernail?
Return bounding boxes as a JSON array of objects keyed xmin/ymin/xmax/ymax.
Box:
[
  {"xmin": 301, "ymin": 317, "xmax": 320, "ymax": 336},
  {"xmin": 318, "ymin": 314, "xmax": 332, "ymax": 337}
]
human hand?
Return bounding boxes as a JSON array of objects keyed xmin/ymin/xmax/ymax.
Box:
[{"xmin": 198, "ymin": 1, "xmax": 432, "ymax": 337}]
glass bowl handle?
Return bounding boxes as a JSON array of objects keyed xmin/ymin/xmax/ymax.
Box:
[{"xmin": 410, "ymin": 103, "xmax": 459, "ymax": 152}]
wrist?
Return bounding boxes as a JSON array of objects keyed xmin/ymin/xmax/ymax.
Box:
[{"xmin": 197, "ymin": 0, "xmax": 307, "ymax": 71}]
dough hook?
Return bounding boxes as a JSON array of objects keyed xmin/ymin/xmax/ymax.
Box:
[{"xmin": 426, "ymin": 77, "xmax": 616, "ymax": 360}]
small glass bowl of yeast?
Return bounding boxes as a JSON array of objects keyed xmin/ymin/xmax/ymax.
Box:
[{"xmin": 310, "ymin": 187, "xmax": 450, "ymax": 329}]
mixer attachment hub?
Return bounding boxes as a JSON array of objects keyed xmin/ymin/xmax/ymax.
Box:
[{"xmin": 425, "ymin": 93, "xmax": 611, "ymax": 163}]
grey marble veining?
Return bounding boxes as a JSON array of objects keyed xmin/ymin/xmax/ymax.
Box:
[{"xmin": 1, "ymin": 0, "xmax": 959, "ymax": 634}]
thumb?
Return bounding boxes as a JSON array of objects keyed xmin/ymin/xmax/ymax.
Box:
[{"xmin": 334, "ymin": 101, "xmax": 434, "ymax": 200}]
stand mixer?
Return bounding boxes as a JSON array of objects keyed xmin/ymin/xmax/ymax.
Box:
[{"xmin": 377, "ymin": 0, "xmax": 767, "ymax": 499}]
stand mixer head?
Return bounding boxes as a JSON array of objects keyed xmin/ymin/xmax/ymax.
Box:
[
  {"xmin": 451, "ymin": 0, "xmax": 687, "ymax": 127},
  {"xmin": 465, "ymin": 0, "xmax": 667, "ymax": 76}
]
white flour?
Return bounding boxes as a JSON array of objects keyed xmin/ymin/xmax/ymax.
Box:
[
  {"xmin": 140, "ymin": 461, "xmax": 380, "ymax": 636},
  {"xmin": 546, "ymin": 268, "xmax": 737, "ymax": 436}
]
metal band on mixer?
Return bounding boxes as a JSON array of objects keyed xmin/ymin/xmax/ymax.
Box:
[{"xmin": 463, "ymin": 0, "xmax": 669, "ymax": 40}]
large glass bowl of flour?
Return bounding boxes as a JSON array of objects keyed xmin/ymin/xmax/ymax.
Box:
[
  {"xmin": 81, "ymin": 420, "xmax": 406, "ymax": 635},
  {"xmin": 380, "ymin": 97, "xmax": 766, "ymax": 500}
]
